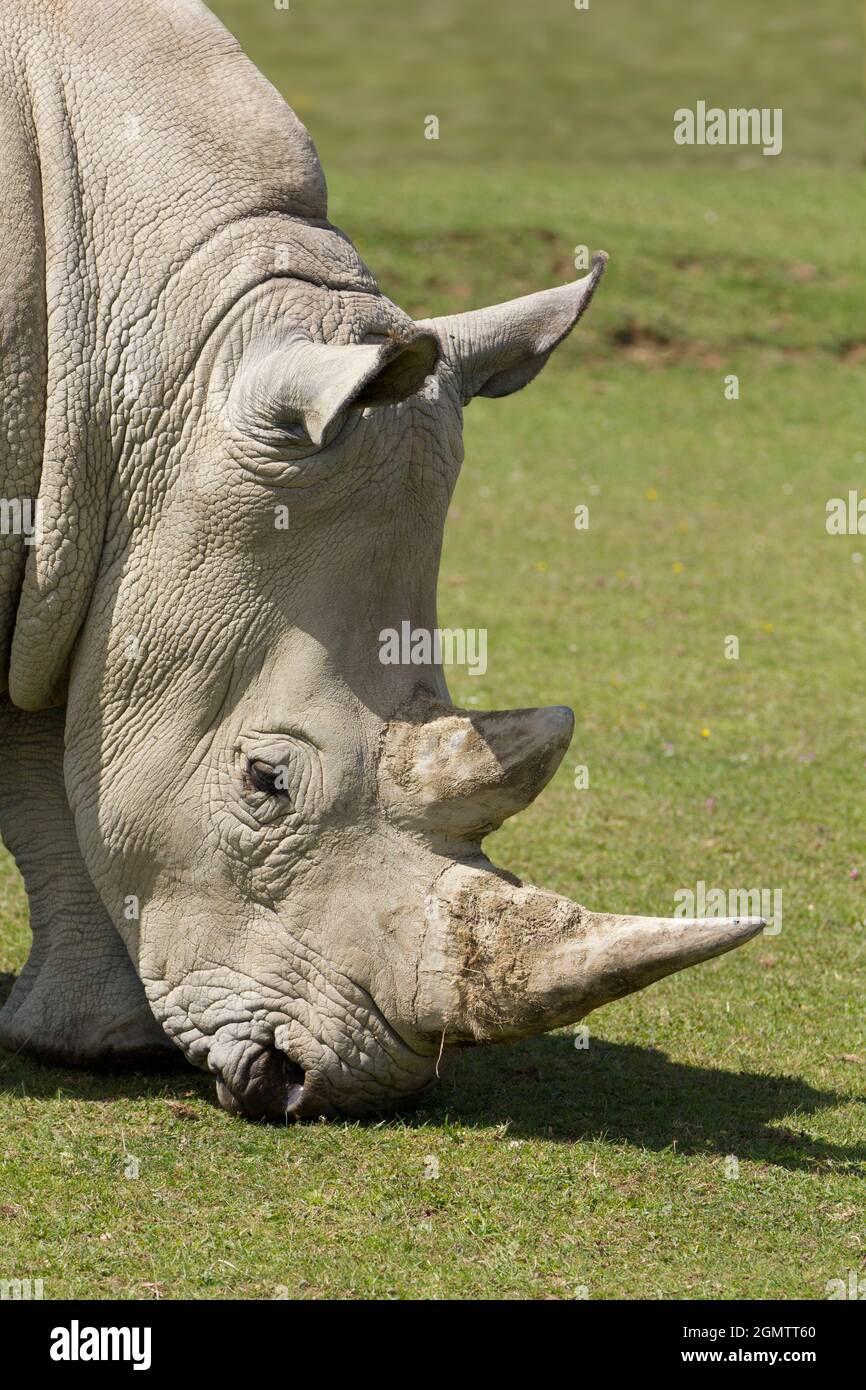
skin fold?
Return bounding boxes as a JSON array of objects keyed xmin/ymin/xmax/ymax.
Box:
[{"xmin": 0, "ymin": 0, "xmax": 761, "ymax": 1120}]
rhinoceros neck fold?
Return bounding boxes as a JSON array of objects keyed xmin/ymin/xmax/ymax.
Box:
[{"xmin": 3, "ymin": 0, "xmax": 377, "ymax": 711}]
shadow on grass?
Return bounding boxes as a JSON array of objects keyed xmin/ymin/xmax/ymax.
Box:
[
  {"xmin": 0, "ymin": 1020, "xmax": 861, "ymax": 1173},
  {"xmin": 0, "ymin": 1044, "xmax": 202, "ymax": 1105},
  {"xmin": 420, "ymin": 1036, "xmax": 866, "ymax": 1174}
]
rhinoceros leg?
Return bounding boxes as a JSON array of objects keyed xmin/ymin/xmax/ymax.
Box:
[{"xmin": 0, "ymin": 698, "xmax": 177, "ymax": 1067}]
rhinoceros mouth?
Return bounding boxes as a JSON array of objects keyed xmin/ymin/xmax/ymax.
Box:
[
  {"xmin": 213, "ymin": 1038, "xmax": 439, "ymax": 1122},
  {"xmin": 201, "ymin": 983, "xmax": 440, "ymax": 1122},
  {"xmin": 214, "ymin": 1046, "xmax": 309, "ymax": 1122}
]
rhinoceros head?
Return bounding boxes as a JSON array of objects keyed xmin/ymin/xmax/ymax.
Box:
[
  {"xmin": 7, "ymin": 18, "xmax": 761, "ymax": 1117},
  {"xmin": 56, "ymin": 233, "xmax": 763, "ymax": 1120}
]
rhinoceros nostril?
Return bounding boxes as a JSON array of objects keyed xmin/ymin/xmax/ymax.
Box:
[{"xmin": 215, "ymin": 1048, "xmax": 306, "ymax": 1122}]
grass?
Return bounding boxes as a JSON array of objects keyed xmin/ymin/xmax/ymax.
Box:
[
  {"xmin": 215, "ymin": 0, "xmax": 863, "ymax": 171},
  {"xmin": 1, "ymin": 0, "xmax": 864, "ymax": 1300}
]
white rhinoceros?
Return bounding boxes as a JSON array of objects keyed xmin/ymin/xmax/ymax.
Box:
[{"xmin": 0, "ymin": 0, "xmax": 762, "ymax": 1119}]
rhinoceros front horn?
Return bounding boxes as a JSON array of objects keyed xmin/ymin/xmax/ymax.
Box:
[
  {"xmin": 379, "ymin": 694, "xmax": 763, "ymax": 1045},
  {"xmin": 415, "ymin": 860, "xmax": 764, "ymax": 1043}
]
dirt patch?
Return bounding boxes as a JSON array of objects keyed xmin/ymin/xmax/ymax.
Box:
[{"xmin": 607, "ymin": 320, "xmax": 727, "ymax": 368}]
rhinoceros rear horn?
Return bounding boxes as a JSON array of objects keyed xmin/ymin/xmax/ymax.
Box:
[
  {"xmin": 379, "ymin": 696, "xmax": 574, "ymax": 840},
  {"xmin": 418, "ymin": 251, "xmax": 607, "ymax": 404},
  {"xmin": 230, "ymin": 329, "xmax": 439, "ymax": 446}
]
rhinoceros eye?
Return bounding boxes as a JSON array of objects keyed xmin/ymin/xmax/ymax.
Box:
[{"xmin": 246, "ymin": 758, "xmax": 292, "ymax": 799}]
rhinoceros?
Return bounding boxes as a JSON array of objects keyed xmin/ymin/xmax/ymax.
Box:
[{"xmin": 0, "ymin": 0, "xmax": 763, "ymax": 1119}]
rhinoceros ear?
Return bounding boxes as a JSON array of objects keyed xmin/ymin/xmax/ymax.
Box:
[
  {"xmin": 230, "ymin": 329, "xmax": 439, "ymax": 447},
  {"xmin": 418, "ymin": 252, "xmax": 607, "ymax": 404}
]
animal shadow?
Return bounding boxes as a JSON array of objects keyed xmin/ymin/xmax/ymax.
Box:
[{"xmin": 420, "ymin": 1035, "xmax": 866, "ymax": 1173}]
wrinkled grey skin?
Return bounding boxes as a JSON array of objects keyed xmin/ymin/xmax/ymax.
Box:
[{"xmin": 0, "ymin": 0, "xmax": 762, "ymax": 1120}]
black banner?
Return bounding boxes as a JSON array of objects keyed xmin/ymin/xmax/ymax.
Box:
[{"xmin": 0, "ymin": 1297, "xmax": 858, "ymax": 1375}]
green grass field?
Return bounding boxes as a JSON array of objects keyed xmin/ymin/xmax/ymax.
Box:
[{"xmin": 0, "ymin": 0, "xmax": 863, "ymax": 1300}]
